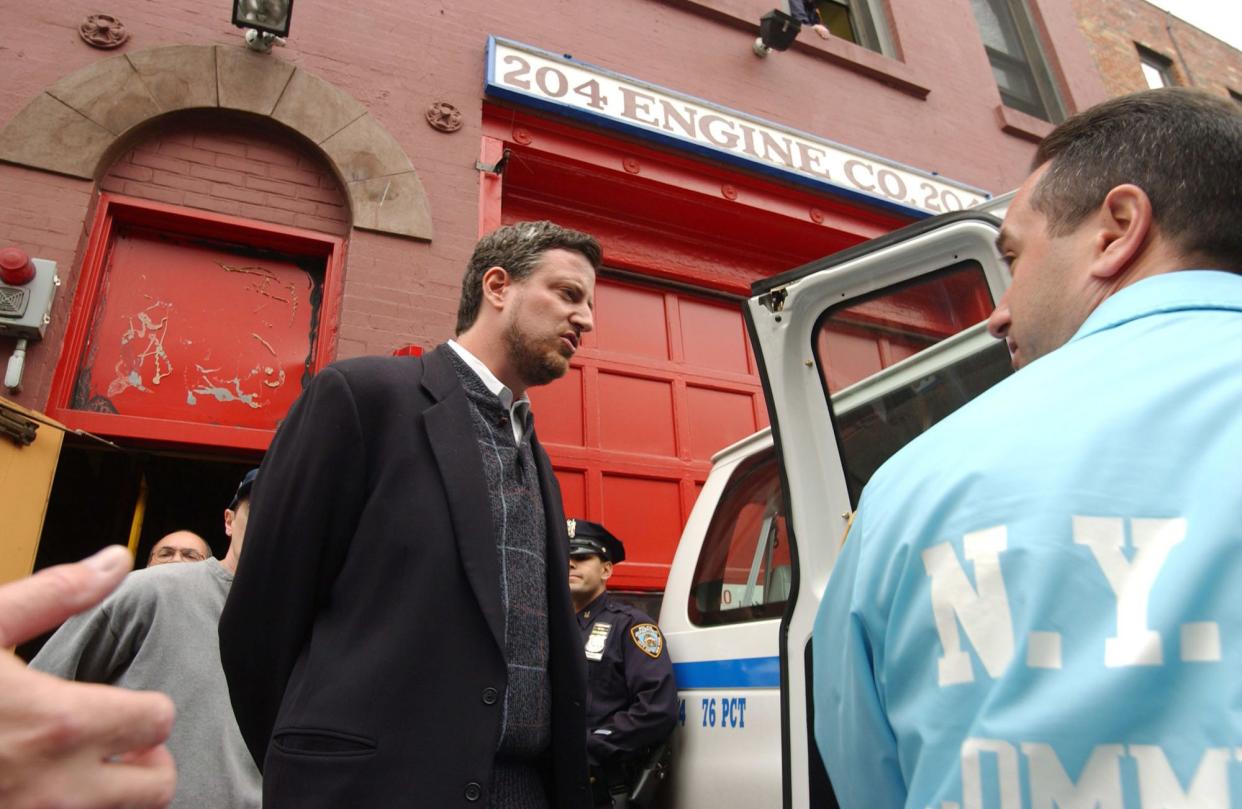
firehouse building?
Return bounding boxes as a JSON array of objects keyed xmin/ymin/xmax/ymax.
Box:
[{"xmin": 0, "ymin": 0, "xmax": 1108, "ymax": 593}]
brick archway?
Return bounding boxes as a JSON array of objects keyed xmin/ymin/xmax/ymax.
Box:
[{"xmin": 0, "ymin": 45, "xmax": 430, "ymax": 240}]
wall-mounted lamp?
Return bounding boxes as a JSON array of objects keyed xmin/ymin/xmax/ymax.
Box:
[
  {"xmin": 753, "ymin": 9, "xmax": 801, "ymax": 57},
  {"xmin": 232, "ymin": 0, "xmax": 294, "ymax": 53}
]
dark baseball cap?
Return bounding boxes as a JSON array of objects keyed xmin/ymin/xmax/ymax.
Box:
[
  {"xmin": 567, "ymin": 519, "xmax": 626, "ymax": 564},
  {"xmin": 229, "ymin": 468, "xmax": 259, "ymax": 510}
]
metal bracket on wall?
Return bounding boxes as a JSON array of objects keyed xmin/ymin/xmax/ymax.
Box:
[
  {"xmin": 475, "ymin": 148, "xmax": 512, "ymax": 176},
  {"xmin": 0, "ymin": 401, "xmax": 38, "ymax": 446}
]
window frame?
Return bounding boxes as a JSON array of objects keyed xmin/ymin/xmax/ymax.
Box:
[
  {"xmin": 812, "ymin": 0, "xmax": 894, "ymax": 56},
  {"xmin": 1136, "ymin": 45, "xmax": 1176, "ymax": 89},
  {"xmin": 971, "ymin": 0, "xmax": 1065, "ymax": 123}
]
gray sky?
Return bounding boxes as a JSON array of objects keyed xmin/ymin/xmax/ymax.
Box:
[{"xmin": 1143, "ymin": 0, "xmax": 1242, "ymax": 52}]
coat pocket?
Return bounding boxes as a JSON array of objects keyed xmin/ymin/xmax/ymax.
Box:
[{"xmin": 272, "ymin": 727, "xmax": 377, "ymax": 758}]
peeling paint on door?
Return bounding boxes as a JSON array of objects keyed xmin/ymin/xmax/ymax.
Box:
[{"xmin": 71, "ymin": 228, "xmax": 324, "ymax": 431}]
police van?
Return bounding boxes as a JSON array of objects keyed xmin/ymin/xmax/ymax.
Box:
[{"xmin": 658, "ymin": 209, "xmax": 1014, "ymax": 808}]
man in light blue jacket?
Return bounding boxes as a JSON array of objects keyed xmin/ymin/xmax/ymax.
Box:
[{"xmin": 814, "ymin": 88, "xmax": 1242, "ymax": 809}]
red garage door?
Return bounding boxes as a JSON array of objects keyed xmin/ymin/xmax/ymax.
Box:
[{"xmin": 528, "ymin": 275, "xmax": 768, "ymax": 590}]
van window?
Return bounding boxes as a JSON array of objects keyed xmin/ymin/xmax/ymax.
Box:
[
  {"xmin": 816, "ymin": 261, "xmax": 994, "ymax": 394},
  {"xmin": 688, "ymin": 449, "xmax": 790, "ymax": 626},
  {"xmin": 815, "ymin": 261, "xmax": 1012, "ymax": 506}
]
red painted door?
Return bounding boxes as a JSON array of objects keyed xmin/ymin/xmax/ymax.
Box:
[
  {"xmin": 68, "ymin": 226, "xmax": 322, "ymax": 431},
  {"xmin": 529, "ymin": 276, "xmax": 768, "ymax": 590}
]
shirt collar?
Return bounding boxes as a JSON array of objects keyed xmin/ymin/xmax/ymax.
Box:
[
  {"xmin": 1070, "ymin": 270, "xmax": 1242, "ymax": 345},
  {"xmin": 577, "ymin": 591, "xmax": 608, "ymax": 619},
  {"xmin": 446, "ymin": 339, "xmax": 528, "ymax": 410}
]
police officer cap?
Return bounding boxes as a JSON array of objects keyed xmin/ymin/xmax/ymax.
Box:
[
  {"xmin": 567, "ymin": 519, "xmax": 626, "ymax": 564},
  {"xmin": 229, "ymin": 468, "xmax": 258, "ymax": 511}
]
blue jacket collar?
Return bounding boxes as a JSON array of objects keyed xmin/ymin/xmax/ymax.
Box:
[{"xmin": 1071, "ymin": 269, "xmax": 1242, "ymax": 344}]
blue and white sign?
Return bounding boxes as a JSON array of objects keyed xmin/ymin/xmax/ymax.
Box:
[{"xmin": 484, "ymin": 37, "xmax": 990, "ymax": 218}]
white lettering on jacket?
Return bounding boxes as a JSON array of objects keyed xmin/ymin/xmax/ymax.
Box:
[
  {"xmin": 1072, "ymin": 517, "xmax": 1186, "ymax": 667},
  {"xmin": 950, "ymin": 740, "xmax": 1234, "ymax": 808},
  {"xmin": 922, "ymin": 527, "xmax": 1014, "ymax": 685},
  {"xmin": 922, "ymin": 517, "xmax": 1215, "ymax": 684}
]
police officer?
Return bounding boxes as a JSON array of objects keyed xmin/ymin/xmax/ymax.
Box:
[{"xmin": 568, "ymin": 520, "xmax": 678, "ymax": 809}]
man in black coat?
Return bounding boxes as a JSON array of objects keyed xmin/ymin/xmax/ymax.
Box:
[{"xmin": 219, "ymin": 221, "xmax": 600, "ymax": 809}]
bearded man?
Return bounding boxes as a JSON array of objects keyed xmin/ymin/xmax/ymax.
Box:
[{"xmin": 220, "ymin": 221, "xmax": 599, "ymax": 809}]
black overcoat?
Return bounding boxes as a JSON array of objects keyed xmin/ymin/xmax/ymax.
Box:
[{"xmin": 219, "ymin": 345, "xmax": 590, "ymax": 809}]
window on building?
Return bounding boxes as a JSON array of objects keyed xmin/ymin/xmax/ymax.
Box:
[
  {"xmin": 969, "ymin": 0, "xmax": 1064, "ymax": 122},
  {"xmin": 1137, "ymin": 46, "xmax": 1175, "ymax": 89},
  {"xmin": 812, "ymin": 0, "xmax": 890, "ymax": 54}
]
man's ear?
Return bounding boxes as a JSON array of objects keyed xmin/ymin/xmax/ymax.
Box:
[
  {"xmin": 600, "ymin": 560, "xmax": 613, "ymax": 583},
  {"xmin": 1088, "ymin": 184, "xmax": 1154, "ymax": 281},
  {"xmin": 481, "ymin": 266, "xmax": 511, "ymax": 310},
  {"xmin": 224, "ymin": 509, "xmax": 236, "ymax": 538}
]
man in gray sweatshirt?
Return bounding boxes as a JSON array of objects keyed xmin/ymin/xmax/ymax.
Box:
[{"xmin": 32, "ymin": 469, "xmax": 262, "ymax": 809}]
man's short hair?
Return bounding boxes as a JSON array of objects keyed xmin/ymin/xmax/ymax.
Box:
[
  {"xmin": 455, "ymin": 221, "xmax": 602, "ymax": 335},
  {"xmin": 1030, "ymin": 88, "xmax": 1242, "ymax": 273}
]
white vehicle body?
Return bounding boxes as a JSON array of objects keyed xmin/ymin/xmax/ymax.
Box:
[{"xmin": 660, "ymin": 211, "xmax": 1015, "ymax": 808}]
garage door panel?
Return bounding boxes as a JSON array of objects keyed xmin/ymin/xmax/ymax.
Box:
[
  {"xmin": 530, "ymin": 366, "xmax": 584, "ymax": 447},
  {"xmin": 555, "ymin": 468, "xmax": 587, "ymax": 519},
  {"xmin": 597, "ymin": 372, "xmax": 676, "ymax": 457},
  {"xmin": 685, "ymin": 385, "xmax": 759, "ymax": 461},
  {"xmin": 592, "ymin": 281, "xmax": 669, "ymax": 361},
  {"xmin": 601, "ymin": 474, "xmax": 683, "ymax": 588},
  {"xmin": 679, "ymin": 297, "xmax": 750, "ymax": 374},
  {"xmin": 539, "ymin": 276, "xmax": 765, "ymax": 591}
]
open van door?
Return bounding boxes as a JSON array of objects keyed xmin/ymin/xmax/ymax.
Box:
[{"xmin": 744, "ymin": 211, "xmax": 1013, "ymax": 808}]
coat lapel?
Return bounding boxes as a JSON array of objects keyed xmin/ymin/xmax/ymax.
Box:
[{"xmin": 422, "ymin": 346, "xmax": 506, "ymax": 655}]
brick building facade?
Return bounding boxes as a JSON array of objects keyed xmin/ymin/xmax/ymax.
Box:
[
  {"xmin": 0, "ymin": 0, "xmax": 1110, "ymax": 587},
  {"xmin": 1073, "ymin": 0, "xmax": 1242, "ymax": 98}
]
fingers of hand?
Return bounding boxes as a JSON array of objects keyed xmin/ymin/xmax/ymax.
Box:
[
  {"xmin": 0, "ymin": 547, "xmax": 132, "ymax": 646},
  {"xmin": 83, "ymin": 744, "xmax": 178, "ymax": 809},
  {"xmin": 68, "ymin": 681, "xmax": 176, "ymax": 757},
  {"xmin": 0, "ymin": 659, "xmax": 177, "ymax": 809},
  {"xmin": 5, "ymin": 744, "xmax": 177, "ymax": 809},
  {"xmin": 0, "ymin": 662, "xmax": 174, "ymax": 761}
]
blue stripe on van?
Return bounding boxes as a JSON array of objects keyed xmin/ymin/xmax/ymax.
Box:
[{"xmin": 673, "ymin": 656, "xmax": 781, "ymax": 689}]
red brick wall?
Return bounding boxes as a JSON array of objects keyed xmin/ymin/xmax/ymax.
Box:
[
  {"xmin": 0, "ymin": 114, "xmax": 351, "ymax": 411},
  {"xmin": 100, "ymin": 114, "xmax": 349, "ymax": 236},
  {"xmin": 0, "ymin": 0, "xmax": 1113, "ymax": 413},
  {"xmin": 336, "ymin": 231, "xmax": 460, "ymax": 359},
  {"xmin": 0, "ymin": 167, "xmax": 95, "ymax": 409},
  {"xmin": 1073, "ymin": 0, "xmax": 1242, "ymax": 98}
]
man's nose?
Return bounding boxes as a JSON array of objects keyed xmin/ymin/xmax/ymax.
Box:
[
  {"xmin": 572, "ymin": 303, "xmax": 594, "ymax": 333},
  {"xmin": 987, "ymin": 290, "xmax": 1012, "ymax": 339}
]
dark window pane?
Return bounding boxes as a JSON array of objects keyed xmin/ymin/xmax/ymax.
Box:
[
  {"xmin": 815, "ymin": 262, "xmax": 995, "ymax": 394},
  {"xmin": 819, "ymin": 1, "xmax": 859, "ymax": 42},
  {"xmin": 688, "ymin": 449, "xmax": 790, "ymax": 626},
  {"xmin": 813, "ymin": 262, "xmax": 1011, "ymax": 507},
  {"xmin": 835, "ymin": 342, "xmax": 1013, "ymax": 506}
]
